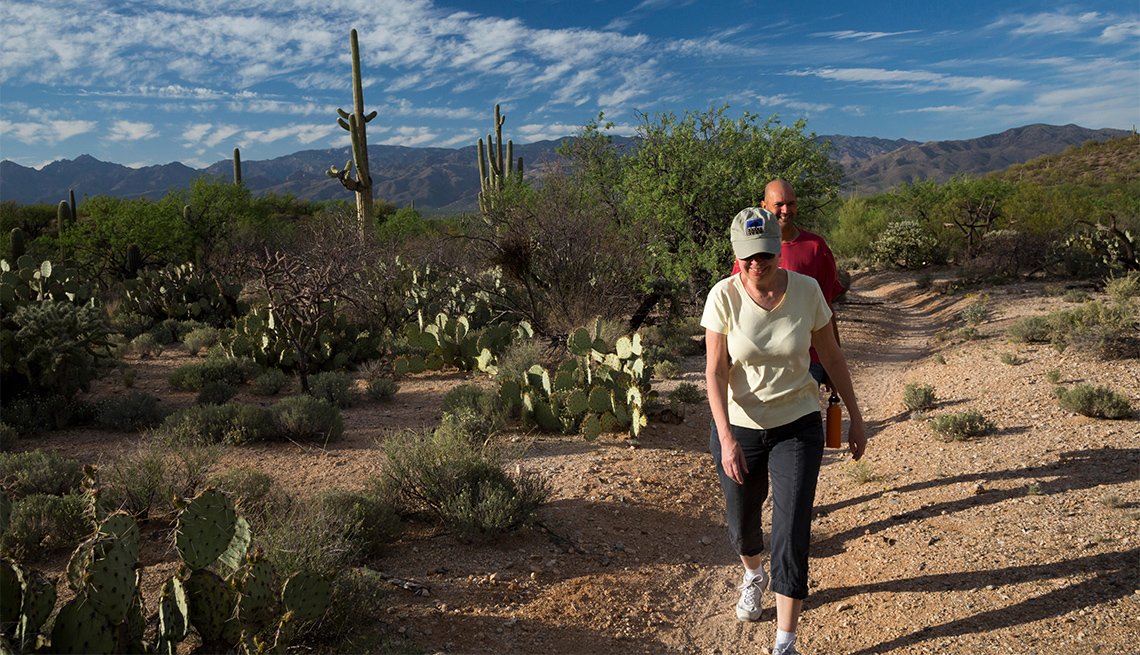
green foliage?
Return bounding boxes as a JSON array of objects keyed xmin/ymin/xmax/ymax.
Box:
[
  {"xmin": 902, "ymin": 383, "xmax": 937, "ymax": 412},
  {"xmin": 197, "ymin": 381, "xmax": 238, "ymax": 406},
  {"xmin": 271, "ymin": 396, "xmax": 343, "ymax": 443},
  {"xmin": 2, "ymin": 300, "xmax": 114, "ymax": 400},
  {"xmin": 183, "ymin": 326, "xmax": 223, "ymax": 356},
  {"xmin": 365, "ymin": 376, "xmax": 398, "ymax": 401},
  {"xmin": 169, "ymin": 356, "xmax": 258, "ymax": 391},
  {"xmin": 930, "ymin": 410, "xmax": 995, "ymax": 441},
  {"xmin": 0, "ymin": 395, "xmax": 96, "ymax": 435},
  {"xmin": 621, "ymin": 106, "xmax": 842, "ymax": 295},
  {"xmin": 0, "ymin": 493, "xmax": 90, "ymax": 560},
  {"xmin": 1105, "ymin": 271, "xmax": 1140, "ymax": 302},
  {"xmin": 959, "ymin": 295, "xmax": 990, "ymax": 325},
  {"xmin": 438, "ymin": 384, "xmax": 506, "ymax": 444},
  {"xmin": 1028, "ymin": 300, "xmax": 1140, "ymax": 359},
  {"xmin": 209, "ymin": 468, "xmax": 289, "ymax": 526},
  {"xmin": 1054, "ymin": 384, "xmax": 1133, "ymax": 419},
  {"xmin": 250, "ymin": 368, "xmax": 291, "ymax": 396},
  {"xmin": 872, "ymin": 220, "xmax": 942, "ymax": 269},
  {"xmin": 93, "ymin": 444, "xmax": 174, "ymax": 520},
  {"xmin": 382, "ymin": 428, "xmax": 549, "ymax": 539},
  {"xmin": 307, "ymin": 371, "xmax": 356, "ymax": 408},
  {"xmin": 312, "ymin": 488, "xmax": 402, "ymax": 559},
  {"xmin": 829, "ymin": 196, "xmax": 893, "ymax": 260},
  {"xmin": 122, "ymin": 262, "xmax": 243, "ymax": 327},
  {"xmin": 1007, "ymin": 315, "xmax": 1052, "ymax": 343},
  {"xmin": 1045, "ymin": 369, "xmax": 1062, "ymax": 384},
  {"xmin": 376, "ymin": 205, "xmax": 428, "ymax": 241},
  {"xmin": 155, "ymin": 403, "xmax": 276, "ymax": 446},
  {"xmin": 129, "ymin": 332, "xmax": 163, "ymax": 358},
  {"xmin": 1063, "ymin": 289, "xmax": 1090, "ymax": 303},
  {"xmin": 671, "ymin": 382, "xmax": 703, "ymax": 404},
  {"xmin": 999, "ymin": 352, "xmax": 1027, "ymax": 366},
  {"xmin": 227, "ymin": 304, "xmax": 381, "ymax": 379},
  {"xmin": 0, "ymin": 450, "xmax": 83, "ymax": 499},
  {"xmin": 653, "ymin": 360, "xmax": 681, "ymax": 379},
  {"xmin": 846, "ymin": 460, "xmax": 879, "ymax": 484},
  {"xmin": 94, "ymin": 391, "xmax": 167, "ymax": 431}
]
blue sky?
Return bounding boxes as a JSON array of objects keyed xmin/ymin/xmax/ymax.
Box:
[{"xmin": 1, "ymin": 0, "xmax": 1137, "ymax": 170}]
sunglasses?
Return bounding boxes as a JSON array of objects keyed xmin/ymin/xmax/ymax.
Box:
[{"xmin": 740, "ymin": 252, "xmax": 776, "ymax": 263}]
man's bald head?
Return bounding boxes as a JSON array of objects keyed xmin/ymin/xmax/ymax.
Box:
[{"xmin": 761, "ymin": 179, "xmax": 798, "ymax": 238}]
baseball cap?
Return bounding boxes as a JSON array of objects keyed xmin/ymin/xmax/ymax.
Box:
[{"xmin": 730, "ymin": 207, "xmax": 781, "ymax": 260}]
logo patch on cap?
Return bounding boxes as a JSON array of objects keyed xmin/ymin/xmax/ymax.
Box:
[{"xmin": 745, "ymin": 218, "xmax": 765, "ymax": 236}]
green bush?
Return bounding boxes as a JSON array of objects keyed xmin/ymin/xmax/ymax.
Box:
[
  {"xmin": 653, "ymin": 360, "xmax": 681, "ymax": 380},
  {"xmin": 3, "ymin": 300, "xmax": 115, "ymax": 399},
  {"xmin": 307, "ymin": 371, "xmax": 356, "ymax": 408},
  {"xmin": 959, "ymin": 296, "xmax": 990, "ymax": 325},
  {"xmin": 0, "ymin": 449, "xmax": 83, "ymax": 499},
  {"xmin": 169, "ymin": 356, "xmax": 257, "ymax": 391},
  {"xmin": 1054, "ymin": 384, "xmax": 1133, "ymax": 419},
  {"xmin": 129, "ymin": 332, "xmax": 164, "ymax": 358},
  {"xmin": 318, "ymin": 568, "xmax": 391, "ymax": 650},
  {"xmin": 671, "ymin": 382, "xmax": 703, "ymax": 404},
  {"xmin": 271, "ymin": 395, "xmax": 343, "ymax": 443},
  {"xmin": 1063, "ymin": 289, "xmax": 1090, "ymax": 303},
  {"xmin": 1007, "ymin": 315, "xmax": 1052, "ymax": 343},
  {"xmin": 0, "ymin": 493, "xmax": 91, "ymax": 560},
  {"xmin": 383, "ymin": 428, "xmax": 549, "ymax": 539},
  {"xmin": 0, "ymin": 423, "xmax": 15, "ymax": 452},
  {"xmin": 197, "ymin": 381, "xmax": 238, "ymax": 405},
  {"xmin": 0, "ymin": 395, "xmax": 96, "ymax": 435},
  {"xmin": 94, "ymin": 391, "xmax": 166, "ymax": 431},
  {"xmin": 1105, "ymin": 271, "xmax": 1140, "ymax": 302},
  {"xmin": 438, "ymin": 384, "xmax": 505, "ymax": 443},
  {"xmin": 94, "ymin": 445, "xmax": 172, "ymax": 520},
  {"xmin": 999, "ymin": 352, "xmax": 1027, "ymax": 366},
  {"xmin": 155, "ymin": 403, "xmax": 276, "ymax": 445},
  {"xmin": 313, "ymin": 488, "xmax": 402, "ymax": 559},
  {"xmin": 1045, "ymin": 369, "xmax": 1062, "ymax": 384},
  {"xmin": 250, "ymin": 368, "xmax": 291, "ymax": 396},
  {"xmin": 1050, "ymin": 300, "xmax": 1139, "ymax": 359},
  {"xmin": 872, "ymin": 221, "xmax": 942, "ymax": 270},
  {"xmin": 930, "ymin": 410, "xmax": 994, "ymax": 441},
  {"xmin": 183, "ymin": 326, "xmax": 223, "ymax": 356},
  {"xmin": 365, "ymin": 377, "xmax": 398, "ymax": 401},
  {"xmin": 902, "ymin": 383, "xmax": 937, "ymax": 412}
]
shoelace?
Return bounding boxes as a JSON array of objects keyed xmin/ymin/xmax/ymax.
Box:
[{"xmin": 737, "ymin": 576, "xmax": 764, "ymax": 606}]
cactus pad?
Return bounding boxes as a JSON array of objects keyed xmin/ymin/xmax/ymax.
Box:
[
  {"xmin": 281, "ymin": 572, "xmax": 331, "ymax": 623},
  {"xmin": 1, "ymin": 558, "xmax": 21, "ymax": 636},
  {"xmin": 157, "ymin": 577, "xmax": 189, "ymax": 642},
  {"xmin": 237, "ymin": 559, "xmax": 278, "ymax": 632},
  {"xmin": 17, "ymin": 567, "xmax": 56, "ymax": 649},
  {"xmin": 50, "ymin": 595, "xmax": 115, "ymax": 655},
  {"xmin": 185, "ymin": 570, "xmax": 238, "ymax": 645},
  {"xmin": 97, "ymin": 512, "xmax": 140, "ymax": 563},
  {"xmin": 84, "ymin": 536, "xmax": 137, "ymax": 624},
  {"xmin": 216, "ymin": 516, "xmax": 251, "ymax": 577},
  {"xmin": 176, "ymin": 488, "xmax": 237, "ymax": 571}
]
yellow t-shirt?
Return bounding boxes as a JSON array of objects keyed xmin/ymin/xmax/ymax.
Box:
[{"xmin": 700, "ymin": 271, "xmax": 832, "ymax": 429}]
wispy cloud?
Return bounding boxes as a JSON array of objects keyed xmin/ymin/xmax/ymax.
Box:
[
  {"xmin": 379, "ymin": 126, "xmax": 438, "ymax": 146},
  {"xmin": 0, "ymin": 119, "xmax": 97, "ymax": 145},
  {"xmin": 791, "ymin": 67, "xmax": 1026, "ymax": 95},
  {"xmin": 106, "ymin": 120, "xmax": 157, "ymax": 142},
  {"xmin": 989, "ymin": 10, "xmax": 1108, "ymax": 36},
  {"xmin": 764, "ymin": 94, "xmax": 833, "ymax": 114},
  {"xmin": 812, "ymin": 30, "xmax": 921, "ymax": 42},
  {"xmin": 182, "ymin": 123, "xmax": 241, "ymax": 150},
  {"xmin": 897, "ymin": 105, "xmax": 971, "ymax": 114},
  {"xmin": 1100, "ymin": 20, "xmax": 1140, "ymax": 44}
]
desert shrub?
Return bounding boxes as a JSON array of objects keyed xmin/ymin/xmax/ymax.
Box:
[
  {"xmin": 671, "ymin": 382, "xmax": 703, "ymax": 404},
  {"xmin": 494, "ymin": 339, "xmax": 546, "ymax": 383},
  {"xmin": 438, "ymin": 385, "xmax": 505, "ymax": 443},
  {"xmin": 383, "ymin": 428, "xmax": 549, "ymax": 539},
  {"xmin": 902, "ymin": 383, "xmax": 937, "ymax": 412},
  {"xmin": 318, "ymin": 568, "xmax": 391, "ymax": 650},
  {"xmin": 250, "ymin": 368, "xmax": 291, "ymax": 396},
  {"xmin": 0, "ymin": 423, "xmax": 15, "ymax": 452},
  {"xmin": 197, "ymin": 381, "xmax": 237, "ymax": 406},
  {"xmin": 129, "ymin": 332, "xmax": 164, "ymax": 358},
  {"xmin": 155, "ymin": 403, "xmax": 275, "ymax": 445},
  {"xmin": 933, "ymin": 353, "xmax": 947, "ymax": 365},
  {"xmin": 0, "ymin": 395, "xmax": 96, "ymax": 435},
  {"xmin": 1007, "ymin": 316, "xmax": 1052, "ymax": 343},
  {"xmin": 365, "ymin": 377, "xmax": 398, "ymax": 401},
  {"xmin": 260, "ymin": 495, "xmax": 372, "ymax": 578},
  {"xmin": 846, "ymin": 460, "xmax": 879, "ymax": 484},
  {"xmin": 1045, "ymin": 369, "xmax": 1062, "ymax": 384},
  {"xmin": 0, "ymin": 493, "xmax": 91, "ymax": 561},
  {"xmin": 1042, "ymin": 284, "xmax": 1066, "ymax": 297},
  {"xmin": 314, "ymin": 488, "xmax": 403, "ymax": 559},
  {"xmin": 94, "ymin": 445, "xmax": 171, "ymax": 519},
  {"xmin": 1050, "ymin": 300, "xmax": 1139, "ymax": 359},
  {"xmin": 168, "ymin": 356, "xmax": 258, "ymax": 391},
  {"xmin": 1063, "ymin": 289, "xmax": 1091, "ymax": 303},
  {"xmin": 1054, "ymin": 384, "xmax": 1133, "ymax": 419},
  {"xmin": 0, "ymin": 449, "xmax": 83, "ymax": 499},
  {"xmin": 121, "ymin": 262, "xmax": 244, "ymax": 327},
  {"xmin": 930, "ymin": 410, "xmax": 994, "ymax": 441},
  {"xmin": 271, "ymin": 395, "xmax": 343, "ymax": 443},
  {"xmin": 3, "ymin": 300, "xmax": 115, "ymax": 399},
  {"xmin": 209, "ymin": 467, "xmax": 290, "ymax": 525},
  {"xmin": 94, "ymin": 391, "xmax": 166, "ymax": 431},
  {"xmin": 1105, "ymin": 271, "xmax": 1140, "ymax": 302},
  {"xmin": 653, "ymin": 360, "xmax": 681, "ymax": 380},
  {"xmin": 872, "ymin": 221, "xmax": 942, "ymax": 270},
  {"xmin": 307, "ymin": 371, "xmax": 356, "ymax": 408},
  {"xmin": 183, "ymin": 326, "xmax": 223, "ymax": 356},
  {"xmin": 959, "ymin": 295, "xmax": 990, "ymax": 325},
  {"xmin": 999, "ymin": 352, "xmax": 1027, "ymax": 366},
  {"xmin": 109, "ymin": 311, "xmax": 153, "ymax": 340}
]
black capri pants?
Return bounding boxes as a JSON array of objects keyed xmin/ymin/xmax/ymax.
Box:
[{"xmin": 709, "ymin": 411, "xmax": 824, "ymax": 599}]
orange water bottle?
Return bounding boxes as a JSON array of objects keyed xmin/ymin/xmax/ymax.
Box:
[{"xmin": 825, "ymin": 391, "xmax": 843, "ymax": 449}]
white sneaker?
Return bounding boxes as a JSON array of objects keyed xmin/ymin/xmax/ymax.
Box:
[
  {"xmin": 773, "ymin": 644, "xmax": 802, "ymax": 655},
  {"xmin": 734, "ymin": 571, "xmax": 766, "ymax": 621}
]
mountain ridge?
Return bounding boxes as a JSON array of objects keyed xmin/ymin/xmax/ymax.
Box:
[{"xmin": 0, "ymin": 124, "xmax": 1128, "ymax": 209}]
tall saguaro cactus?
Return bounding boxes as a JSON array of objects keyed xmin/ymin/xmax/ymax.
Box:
[
  {"xmin": 233, "ymin": 147, "xmax": 242, "ymax": 185},
  {"xmin": 477, "ymin": 104, "xmax": 523, "ymax": 213},
  {"xmin": 326, "ymin": 28, "xmax": 377, "ymax": 236}
]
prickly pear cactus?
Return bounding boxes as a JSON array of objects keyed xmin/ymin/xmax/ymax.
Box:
[
  {"xmin": 281, "ymin": 571, "xmax": 331, "ymax": 623},
  {"xmin": 157, "ymin": 577, "xmax": 189, "ymax": 648},
  {"xmin": 185, "ymin": 569, "xmax": 240, "ymax": 646},
  {"xmin": 236, "ymin": 557, "xmax": 279, "ymax": 633},
  {"xmin": 49, "ymin": 595, "xmax": 115, "ymax": 655},
  {"xmin": 176, "ymin": 488, "xmax": 238, "ymax": 571}
]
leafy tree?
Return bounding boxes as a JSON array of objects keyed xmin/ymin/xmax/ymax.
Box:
[{"xmin": 620, "ymin": 106, "xmax": 842, "ymax": 296}]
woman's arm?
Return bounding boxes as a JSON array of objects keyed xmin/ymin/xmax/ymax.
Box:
[
  {"xmin": 811, "ymin": 326, "xmax": 867, "ymax": 460},
  {"xmin": 706, "ymin": 329, "xmax": 748, "ymax": 483}
]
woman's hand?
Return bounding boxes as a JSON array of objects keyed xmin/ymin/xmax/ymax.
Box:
[
  {"xmin": 720, "ymin": 435, "xmax": 749, "ymax": 484},
  {"xmin": 847, "ymin": 415, "xmax": 867, "ymax": 461}
]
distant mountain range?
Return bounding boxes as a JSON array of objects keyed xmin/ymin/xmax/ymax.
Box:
[{"xmin": 0, "ymin": 124, "xmax": 1128, "ymax": 210}]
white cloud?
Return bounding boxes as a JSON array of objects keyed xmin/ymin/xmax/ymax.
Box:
[
  {"xmin": 792, "ymin": 67, "xmax": 1026, "ymax": 95},
  {"xmin": 1100, "ymin": 20, "xmax": 1140, "ymax": 44},
  {"xmin": 379, "ymin": 126, "xmax": 438, "ymax": 146},
  {"xmin": 811, "ymin": 30, "xmax": 921, "ymax": 42},
  {"xmin": 182, "ymin": 123, "xmax": 241, "ymax": 149},
  {"xmin": 0, "ymin": 119, "xmax": 98, "ymax": 145},
  {"xmin": 990, "ymin": 10, "xmax": 1108, "ymax": 36},
  {"xmin": 107, "ymin": 120, "xmax": 157, "ymax": 142},
  {"xmin": 897, "ymin": 105, "xmax": 971, "ymax": 114},
  {"xmin": 765, "ymin": 94, "xmax": 833, "ymax": 114}
]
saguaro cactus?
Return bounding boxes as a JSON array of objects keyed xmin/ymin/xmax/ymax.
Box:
[
  {"xmin": 477, "ymin": 104, "xmax": 523, "ymax": 213},
  {"xmin": 69, "ymin": 189, "xmax": 77, "ymax": 222},
  {"xmin": 10, "ymin": 227, "xmax": 26, "ymax": 260},
  {"xmin": 326, "ymin": 28, "xmax": 376, "ymax": 236},
  {"xmin": 233, "ymin": 147, "xmax": 242, "ymax": 185}
]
